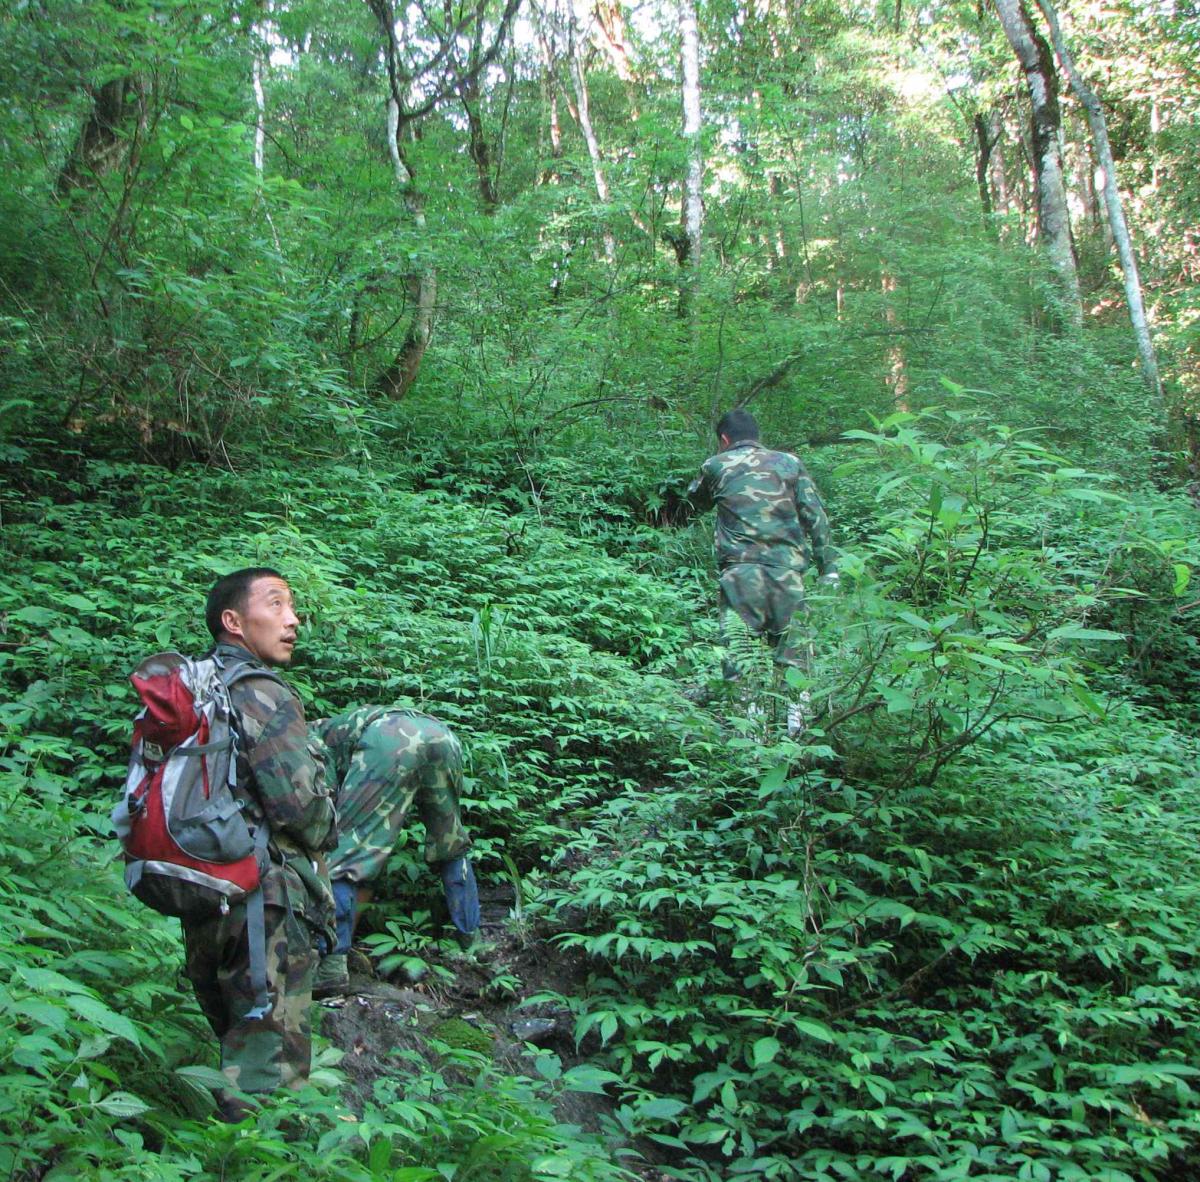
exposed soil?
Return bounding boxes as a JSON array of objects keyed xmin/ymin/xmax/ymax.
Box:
[{"xmin": 317, "ymin": 881, "xmax": 673, "ymax": 1179}]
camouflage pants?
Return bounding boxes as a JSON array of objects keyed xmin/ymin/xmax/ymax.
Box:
[
  {"xmin": 315, "ymin": 707, "xmax": 472, "ymax": 887},
  {"xmin": 182, "ymin": 903, "xmax": 317, "ymax": 1093},
  {"xmin": 718, "ymin": 563, "xmax": 812, "ymax": 682}
]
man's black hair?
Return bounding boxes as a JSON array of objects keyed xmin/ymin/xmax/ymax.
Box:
[
  {"xmin": 206, "ymin": 567, "xmax": 286, "ymax": 640},
  {"xmin": 717, "ymin": 407, "xmax": 759, "ymax": 444}
]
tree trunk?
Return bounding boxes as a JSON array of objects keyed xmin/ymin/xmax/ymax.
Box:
[
  {"xmin": 592, "ymin": 0, "xmax": 637, "ymax": 116},
  {"xmin": 993, "ymin": 0, "xmax": 1082, "ymax": 329},
  {"xmin": 252, "ymin": 46, "xmax": 267, "ymax": 178},
  {"xmin": 1034, "ymin": 0, "xmax": 1163, "ymax": 401},
  {"xmin": 1077, "ymin": 139, "xmax": 1101, "ymax": 232},
  {"xmin": 536, "ymin": 29, "xmax": 564, "ymax": 183},
  {"xmin": 768, "ymin": 172, "xmax": 787, "ymax": 270},
  {"xmin": 990, "ymin": 112, "xmax": 1011, "ymax": 218},
  {"xmin": 566, "ymin": 31, "xmax": 615, "ymax": 262},
  {"xmin": 364, "ymin": 0, "xmax": 518, "ymax": 396},
  {"xmin": 882, "ymin": 273, "xmax": 909, "ymax": 410},
  {"xmin": 460, "ymin": 73, "xmax": 500, "ymax": 210},
  {"xmin": 57, "ymin": 77, "xmax": 141, "ymax": 195},
  {"xmin": 973, "ymin": 112, "xmax": 995, "ymax": 218},
  {"xmin": 247, "ymin": 22, "xmax": 282, "ymax": 252},
  {"xmin": 454, "ymin": 4, "xmax": 511, "ymax": 213},
  {"xmin": 533, "ymin": 16, "xmax": 570, "ymax": 296},
  {"xmin": 679, "ymin": 0, "xmax": 703, "ymax": 318},
  {"xmin": 371, "ymin": 93, "xmax": 437, "ymax": 399}
]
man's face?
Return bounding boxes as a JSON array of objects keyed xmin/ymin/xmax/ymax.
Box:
[{"xmin": 223, "ymin": 576, "xmax": 300, "ymax": 666}]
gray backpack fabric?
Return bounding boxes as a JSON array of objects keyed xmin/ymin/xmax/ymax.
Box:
[{"xmin": 113, "ymin": 651, "xmax": 283, "ymax": 1019}]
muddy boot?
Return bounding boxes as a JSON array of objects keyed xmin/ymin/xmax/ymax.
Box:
[
  {"xmin": 313, "ymin": 952, "xmax": 349, "ymax": 1000},
  {"xmin": 314, "ymin": 878, "xmax": 358, "ymax": 999}
]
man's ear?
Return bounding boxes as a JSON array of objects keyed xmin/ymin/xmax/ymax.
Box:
[{"xmin": 220, "ymin": 607, "xmax": 244, "ymax": 640}]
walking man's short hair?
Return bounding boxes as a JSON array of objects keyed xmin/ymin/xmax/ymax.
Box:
[
  {"xmin": 205, "ymin": 567, "xmax": 286, "ymax": 640},
  {"xmin": 717, "ymin": 408, "xmax": 759, "ymax": 444}
]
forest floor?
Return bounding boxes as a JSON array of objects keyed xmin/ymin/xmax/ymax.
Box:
[{"xmin": 318, "ymin": 881, "xmax": 673, "ymax": 1180}]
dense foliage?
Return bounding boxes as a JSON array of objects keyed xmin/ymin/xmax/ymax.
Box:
[
  {"xmin": 5, "ymin": 409, "xmax": 1200, "ymax": 1178},
  {"xmin": 3, "ymin": 0, "xmax": 1200, "ymax": 1176}
]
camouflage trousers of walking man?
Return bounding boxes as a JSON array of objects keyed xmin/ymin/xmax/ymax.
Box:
[
  {"xmin": 718, "ymin": 563, "xmax": 814, "ymax": 733},
  {"xmin": 310, "ymin": 707, "xmax": 476, "ymax": 994}
]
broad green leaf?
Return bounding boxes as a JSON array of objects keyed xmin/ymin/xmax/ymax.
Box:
[
  {"xmin": 530, "ymin": 1157, "xmax": 575, "ymax": 1179},
  {"xmin": 751, "ymin": 1036, "xmax": 781, "ymax": 1067},
  {"xmin": 1047, "ymin": 624, "xmax": 1125, "ymax": 642},
  {"xmin": 66, "ymin": 995, "xmax": 141, "ymax": 1046},
  {"xmin": 95, "ymin": 1091, "xmax": 152, "ymax": 1118},
  {"xmin": 791, "ymin": 1018, "xmax": 835, "ymax": 1043},
  {"xmin": 560, "ymin": 1065, "xmax": 623, "ymax": 1095},
  {"xmin": 636, "ymin": 1097, "xmax": 687, "ymax": 1120}
]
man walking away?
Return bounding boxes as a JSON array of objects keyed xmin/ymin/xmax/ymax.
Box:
[{"xmin": 686, "ymin": 408, "xmax": 838, "ymax": 734}]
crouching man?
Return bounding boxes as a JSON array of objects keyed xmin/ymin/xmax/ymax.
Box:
[{"xmin": 310, "ymin": 704, "xmax": 479, "ymax": 999}]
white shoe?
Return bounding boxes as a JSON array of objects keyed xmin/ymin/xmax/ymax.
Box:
[{"xmin": 787, "ymin": 692, "xmax": 812, "ymax": 737}]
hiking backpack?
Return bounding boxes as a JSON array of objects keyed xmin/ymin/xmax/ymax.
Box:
[{"xmin": 112, "ymin": 650, "xmax": 283, "ymax": 1018}]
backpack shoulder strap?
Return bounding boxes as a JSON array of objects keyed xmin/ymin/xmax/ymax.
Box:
[
  {"xmin": 206, "ymin": 656, "xmax": 289, "ymax": 793},
  {"xmin": 214, "ymin": 655, "xmax": 287, "ymax": 693}
]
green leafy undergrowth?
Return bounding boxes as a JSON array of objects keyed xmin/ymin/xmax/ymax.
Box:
[
  {"xmin": 0, "ymin": 452, "xmax": 707, "ymax": 1176},
  {"xmin": 0, "ymin": 715, "xmax": 640, "ymax": 1179},
  {"xmin": 520, "ymin": 416, "xmax": 1200, "ymax": 1180},
  {"xmin": 530, "ymin": 707, "xmax": 1200, "ymax": 1180},
  {"xmin": 0, "ymin": 456, "xmax": 710, "ymax": 873},
  {"xmin": 5, "ymin": 413, "xmax": 1200, "ymax": 1179}
]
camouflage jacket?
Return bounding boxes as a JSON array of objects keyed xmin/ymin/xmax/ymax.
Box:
[
  {"xmin": 213, "ymin": 643, "xmax": 336, "ymax": 935},
  {"xmin": 687, "ymin": 439, "xmax": 836, "ymax": 575}
]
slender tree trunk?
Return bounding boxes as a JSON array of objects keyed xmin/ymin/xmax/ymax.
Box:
[
  {"xmin": 994, "ymin": 0, "xmax": 1082, "ymax": 329},
  {"xmin": 1149, "ymin": 99, "xmax": 1161, "ymax": 192},
  {"xmin": 592, "ymin": 0, "xmax": 633, "ymax": 80},
  {"xmin": 454, "ymin": 5, "xmax": 509, "ymax": 212},
  {"xmin": 592, "ymin": 0, "xmax": 638, "ymax": 115},
  {"xmin": 768, "ymin": 173, "xmax": 788, "ymax": 270},
  {"xmin": 364, "ymin": 0, "xmax": 517, "ymax": 396},
  {"xmin": 680, "ymin": 0, "xmax": 703, "ymax": 318},
  {"xmin": 248, "ymin": 22, "xmax": 282, "ymax": 252},
  {"xmin": 1034, "ymin": 0, "xmax": 1163, "ymax": 400},
  {"xmin": 881, "ymin": 273, "xmax": 909, "ymax": 410},
  {"xmin": 533, "ymin": 13, "xmax": 571, "ymax": 296},
  {"xmin": 1076, "ymin": 138, "xmax": 1099, "ymax": 230},
  {"xmin": 371, "ymin": 95, "xmax": 437, "ymax": 399},
  {"xmin": 566, "ymin": 31, "xmax": 615, "ymax": 262},
  {"xmin": 1013, "ymin": 94, "xmax": 1036, "ymax": 237},
  {"xmin": 567, "ymin": 51, "xmax": 607, "ymax": 203},
  {"xmin": 536, "ymin": 29, "xmax": 564, "ymax": 183},
  {"xmin": 460, "ymin": 72, "xmax": 500, "ymax": 210},
  {"xmin": 252, "ymin": 47, "xmax": 266, "ymax": 178},
  {"xmin": 990, "ymin": 112, "xmax": 1011, "ymax": 217},
  {"xmin": 973, "ymin": 112, "xmax": 995, "ymax": 218}
]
